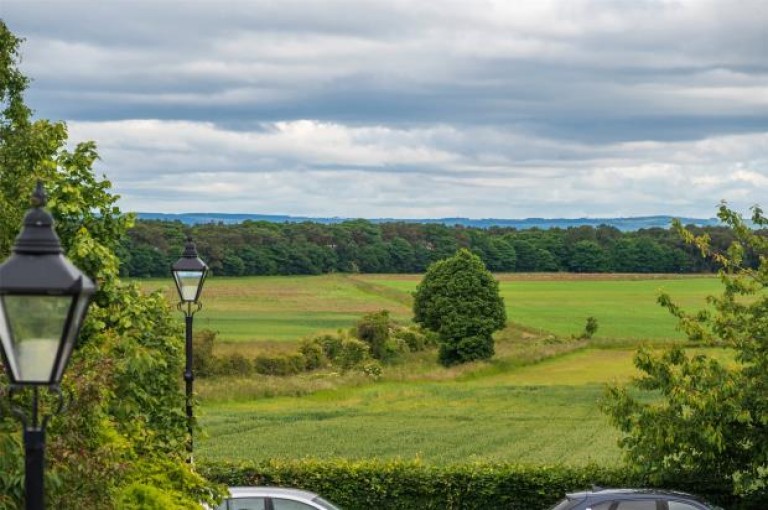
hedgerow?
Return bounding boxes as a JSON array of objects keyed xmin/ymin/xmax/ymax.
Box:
[{"xmin": 200, "ymin": 459, "xmax": 748, "ymax": 509}]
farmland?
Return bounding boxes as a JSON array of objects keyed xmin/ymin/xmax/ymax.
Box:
[
  {"xmin": 144, "ymin": 273, "xmax": 719, "ymax": 345},
  {"xmin": 141, "ymin": 273, "xmax": 725, "ymax": 466}
]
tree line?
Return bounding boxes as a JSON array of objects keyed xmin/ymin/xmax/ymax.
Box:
[{"xmin": 121, "ymin": 218, "xmax": 753, "ymax": 277}]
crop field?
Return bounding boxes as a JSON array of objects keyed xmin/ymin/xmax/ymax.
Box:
[
  {"xmin": 138, "ymin": 272, "xmax": 730, "ymax": 466},
  {"xmin": 198, "ymin": 346, "xmax": 729, "ymax": 466},
  {"xmin": 198, "ymin": 350, "xmax": 629, "ymax": 466}
]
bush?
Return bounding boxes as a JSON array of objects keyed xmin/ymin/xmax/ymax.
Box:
[
  {"xmin": 394, "ymin": 328, "xmax": 424, "ymax": 352},
  {"xmin": 439, "ymin": 334, "xmax": 494, "ymax": 367},
  {"xmin": 316, "ymin": 334, "xmax": 344, "ymax": 362},
  {"xmin": 356, "ymin": 310, "xmax": 392, "ymax": 360},
  {"xmin": 299, "ymin": 340, "xmax": 327, "ymax": 370},
  {"xmin": 356, "ymin": 311, "xmax": 436, "ymax": 364},
  {"xmin": 193, "ymin": 329, "xmax": 218, "ymax": 377},
  {"xmin": 361, "ymin": 361, "xmax": 383, "ymax": 379},
  {"xmin": 253, "ymin": 353, "xmax": 306, "ymax": 376},
  {"xmin": 380, "ymin": 337, "xmax": 410, "ymax": 363},
  {"xmin": 217, "ymin": 353, "xmax": 252, "ymax": 376},
  {"xmin": 338, "ymin": 338, "xmax": 370, "ymax": 371},
  {"xmin": 575, "ymin": 316, "xmax": 599, "ymax": 340}
]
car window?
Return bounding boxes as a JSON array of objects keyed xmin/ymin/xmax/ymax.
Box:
[
  {"xmin": 549, "ymin": 498, "xmax": 583, "ymax": 510},
  {"xmin": 228, "ymin": 497, "xmax": 267, "ymax": 510},
  {"xmin": 587, "ymin": 502, "xmax": 613, "ymax": 510},
  {"xmin": 272, "ymin": 498, "xmax": 317, "ymax": 510},
  {"xmin": 615, "ymin": 501, "xmax": 657, "ymax": 510},
  {"xmin": 668, "ymin": 502, "xmax": 702, "ymax": 510}
]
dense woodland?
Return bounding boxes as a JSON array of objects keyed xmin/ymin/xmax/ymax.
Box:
[{"xmin": 121, "ymin": 219, "xmax": 752, "ymax": 277}]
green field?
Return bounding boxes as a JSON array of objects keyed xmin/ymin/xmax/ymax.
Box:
[
  {"xmin": 141, "ymin": 274, "xmax": 412, "ymax": 343},
  {"xmin": 142, "ymin": 273, "xmax": 729, "ymax": 466},
  {"xmin": 199, "ymin": 349, "xmax": 640, "ymax": 465},
  {"xmin": 356, "ymin": 273, "xmax": 721, "ymax": 342},
  {"xmin": 200, "ymin": 379, "xmax": 623, "ymax": 465},
  {"xmin": 145, "ymin": 273, "xmax": 721, "ymax": 344}
]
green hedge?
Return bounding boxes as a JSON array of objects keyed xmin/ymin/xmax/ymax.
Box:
[{"xmin": 199, "ymin": 459, "xmax": 751, "ymax": 510}]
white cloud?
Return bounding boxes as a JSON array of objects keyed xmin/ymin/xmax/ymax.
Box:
[{"xmin": 65, "ymin": 118, "xmax": 767, "ymax": 218}]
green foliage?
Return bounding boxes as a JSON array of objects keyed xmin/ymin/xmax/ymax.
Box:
[
  {"xmin": 355, "ymin": 310, "xmax": 392, "ymax": 360},
  {"xmin": 354, "ymin": 310, "xmax": 431, "ymax": 363},
  {"xmin": 0, "ymin": 21, "xmax": 222, "ymax": 508},
  {"xmin": 113, "ymin": 458, "xmax": 221, "ymax": 510},
  {"xmin": 193, "ymin": 329, "xmax": 218, "ymax": 377},
  {"xmin": 194, "ymin": 329, "xmax": 256, "ymax": 377},
  {"xmin": 253, "ymin": 353, "xmax": 305, "ymax": 376},
  {"xmin": 299, "ymin": 339, "xmax": 327, "ymax": 370},
  {"xmin": 316, "ymin": 333, "xmax": 344, "ymax": 361},
  {"xmin": 414, "ymin": 249, "xmax": 506, "ymax": 365},
  {"xmin": 122, "ymin": 216, "xmax": 738, "ymax": 278},
  {"xmin": 568, "ymin": 240, "xmax": 610, "ymax": 272},
  {"xmin": 576, "ymin": 316, "xmax": 599, "ymax": 340},
  {"xmin": 438, "ymin": 334, "xmax": 494, "ymax": 366},
  {"xmin": 393, "ymin": 326, "xmax": 433, "ymax": 352},
  {"xmin": 199, "ymin": 459, "xmax": 742, "ymax": 510},
  {"xmin": 218, "ymin": 352, "xmax": 253, "ymax": 376},
  {"xmin": 602, "ymin": 203, "xmax": 768, "ymax": 501},
  {"xmin": 338, "ymin": 337, "xmax": 370, "ymax": 371}
]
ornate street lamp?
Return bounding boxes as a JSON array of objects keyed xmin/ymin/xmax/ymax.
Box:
[
  {"xmin": 171, "ymin": 237, "xmax": 208, "ymax": 459},
  {"xmin": 0, "ymin": 182, "xmax": 96, "ymax": 510}
]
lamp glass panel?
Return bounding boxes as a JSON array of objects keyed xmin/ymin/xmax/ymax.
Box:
[
  {"xmin": 54, "ymin": 293, "xmax": 90, "ymax": 382},
  {"xmin": 0, "ymin": 302, "xmax": 18, "ymax": 378},
  {"xmin": 3, "ymin": 295, "xmax": 70, "ymax": 383},
  {"xmin": 174, "ymin": 270, "xmax": 203, "ymax": 302}
]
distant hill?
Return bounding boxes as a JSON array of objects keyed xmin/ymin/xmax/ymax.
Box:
[{"xmin": 136, "ymin": 212, "xmax": 721, "ymax": 232}]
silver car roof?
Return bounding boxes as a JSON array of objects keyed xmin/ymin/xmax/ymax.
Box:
[{"xmin": 227, "ymin": 487, "xmax": 320, "ymax": 502}]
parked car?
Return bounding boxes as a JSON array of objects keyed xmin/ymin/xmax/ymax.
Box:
[
  {"xmin": 548, "ymin": 488, "xmax": 724, "ymax": 510},
  {"xmin": 212, "ymin": 487, "xmax": 342, "ymax": 510}
]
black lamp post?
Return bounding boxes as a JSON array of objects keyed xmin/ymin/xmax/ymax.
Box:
[
  {"xmin": 0, "ymin": 182, "xmax": 96, "ymax": 510},
  {"xmin": 171, "ymin": 237, "xmax": 208, "ymax": 459}
]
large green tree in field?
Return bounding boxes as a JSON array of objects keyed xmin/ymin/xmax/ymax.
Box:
[
  {"xmin": 0, "ymin": 22, "xmax": 221, "ymax": 509},
  {"xmin": 413, "ymin": 249, "xmax": 506, "ymax": 366},
  {"xmin": 602, "ymin": 204, "xmax": 768, "ymax": 504}
]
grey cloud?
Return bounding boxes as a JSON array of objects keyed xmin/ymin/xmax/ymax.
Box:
[{"xmin": 2, "ymin": 0, "xmax": 767, "ymax": 217}]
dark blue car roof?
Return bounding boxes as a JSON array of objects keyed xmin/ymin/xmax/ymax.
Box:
[{"xmin": 567, "ymin": 488, "xmax": 710, "ymax": 503}]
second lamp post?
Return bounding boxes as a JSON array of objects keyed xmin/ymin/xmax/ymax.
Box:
[{"xmin": 171, "ymin": 237, "xmax": 208, "ymax": 459}]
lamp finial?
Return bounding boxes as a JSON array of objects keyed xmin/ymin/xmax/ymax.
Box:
[{"xmin": 31, "ymin": 181, "xmax": 46, "ymax": 208}]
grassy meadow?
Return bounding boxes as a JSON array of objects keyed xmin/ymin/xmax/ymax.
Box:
[
  {"xmin": 355, "ymin": 273, "xmax": 721, "ymax": 342},
  {"xmin": 144, "ymin": 273, "xmax": 720, "ymax": 345},
  {"xmin": 141, "ymin": 274, "xmax": 413, "ymax": 344},
  {"xmin": 142, "ymin": 273, "xmax": 726, "ymax": 466}
]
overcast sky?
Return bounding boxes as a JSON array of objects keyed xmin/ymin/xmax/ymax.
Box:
[{"xmin": 2, "ymin": 0, "xmax": 767, "ymax": 219}]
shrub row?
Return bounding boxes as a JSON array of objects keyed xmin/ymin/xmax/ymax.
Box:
[
  {"xmin": 193, "ymin": 312, "xmax": 437, "ymax": 378},
  {"xmin": 200, "ymin": 459, "xmax": 752, "ymax": 510}
]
